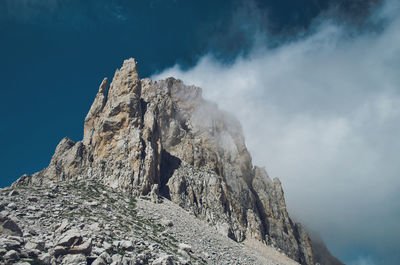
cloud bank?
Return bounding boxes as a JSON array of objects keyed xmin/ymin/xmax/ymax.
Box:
[{"xmin": 153, "ymin": 1, "xmax": 400, "ymax": 264}]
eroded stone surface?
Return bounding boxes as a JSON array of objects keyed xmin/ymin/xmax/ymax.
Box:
[
  {"xmin": 10, "ymin": 58, "xmax": 341, "ymax": 265},
  {"xmin": 0, "ymin": 181, "xmax": 302, "ymax": 264}
]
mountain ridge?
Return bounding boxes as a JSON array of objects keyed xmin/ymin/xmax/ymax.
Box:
[{"xmin": 7, "ymin": 58, "xmax": 342, "ymax": 265}]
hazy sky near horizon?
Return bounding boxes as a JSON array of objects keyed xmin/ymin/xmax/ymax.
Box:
[{"xmin": 1, "ymin": 0, "xmax": 399, "ymax": 264}]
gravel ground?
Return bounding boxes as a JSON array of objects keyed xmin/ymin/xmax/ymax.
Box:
[
  {"xmin": 137, "ymin": 198, "xmax": 300, "ymax": 265},
  {"xmin": 0, "ymin": 180, "xmax": 300, "ymax": 265}
]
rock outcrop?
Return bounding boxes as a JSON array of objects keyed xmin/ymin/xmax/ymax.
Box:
[
  {"xmin": 12, "ymin": 58, "xmax": 340, "ymax": 265},
  {"xmin": 0, "ymin": 180, "xmax": 302, "ymax": 265}
]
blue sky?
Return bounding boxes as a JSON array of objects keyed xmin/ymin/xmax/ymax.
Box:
[{"xmin": 1, "ymin": 1, "xmax": 399, "ymax": 264}]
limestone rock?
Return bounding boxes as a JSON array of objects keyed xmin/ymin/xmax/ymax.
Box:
[
  {"xmin": 15, "ymin": 262, "xmax": 30, "ymax": 265},
  {"xmin": 0, "ymin": 178, "xmax": 340, "ymax": 265},
  {"xmin": 61, "ymin": 253, "xmax": 87, "ymax": 265},
  {"xmin": 4, "ymin": 249, "xmax": 19, "ymax": 261},
  {"xmin": 99, "ymin": 252, "xmax": 112, "ymax": 263},
  {"xmin": 1, "ymin": 217, "xmax": 23, "ymax": 236},
  {"xmin": 38, "ymin": 253, "xmax": 52, "ymax": 264},
  {"xmin": 55, "ymin": 219, "xmax": 70, "ymax": 234},
  {"xmin": 152, "ymin": 254, "xmax": 174, "ymax": 265},
  {"xmin": 69, "ymin": 238, "xmax": 92, "ymax": 255},
  {"xmin": 112, "ymin": 253, "xmax": 122, "ymax": 263},
  {"xmin": 10, "ymin": 58, "xmax": 344, "ymax": 265},
  {"xmin": 57, "ymin": 229, "xmax": 82, "ymax": 247},
  {"xmin": 8, "ymin": 190, "xmax": 19, "ymax": 196},
  {"xmin": 160, "ymin": 219, "xmax": 173, "ymax": 227},
  {"xmin": 119, "ymin": 240, "xmax": 134, "ymax": 250},
  {"xmin": 0, "ymin": 237, "xmax": 22, "ymax": 249},
  {"xmin": 178, "ymin": 243, "xmax": 192, "ymax": 252},
  {"xmin": 92, "ymin": 256, "xmax": 107, "ymax": 265}
]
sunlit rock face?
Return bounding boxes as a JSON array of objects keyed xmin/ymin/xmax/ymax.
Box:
[{"xmin": 14, "ymin": 58, "xmax": 317, "ymax": 264}]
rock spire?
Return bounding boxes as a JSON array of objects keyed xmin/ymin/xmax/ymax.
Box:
[{"xmin": 13, "ymin": 58, "xmax": 338, "ymax": 265}]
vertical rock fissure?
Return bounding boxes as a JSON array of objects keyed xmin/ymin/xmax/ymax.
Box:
[
  {"xmin": 249, "ymin": 185, "xmax": 269, "ymax": 240},
  {"xmin": 139, "ymin": 99, "xmax": 148, "ymax": 122},
  {"xmin": 159, "ymin": 149, "xmax": 181, "ymax": 199}
]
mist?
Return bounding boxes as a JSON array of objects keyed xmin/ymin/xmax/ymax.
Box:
[{"xmin": 153, "ymin": 1, "xmax": 400, "ymax": 264}]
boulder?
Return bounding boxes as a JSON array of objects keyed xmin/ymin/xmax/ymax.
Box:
[
  {"xmin": 38, "ymin": 253, "xmax": 52, "ymax": 265},
  {"xmin": 69, "ymin": 238, "xmax": 92, "ymax": 255},
  {"xmin": 4, "ymin": 249, "xmax": 19, "ymax": 261},
  {"xmin": 178, "ymin": 243, "xmax": 192, "ymax": 252},
  {"xmin": 152, "ymin": 254, "xmax": 174, "ymax": 265},
  {"xmin": 92, "ymin": 256, "xmax": 107, "ymax": 265},
  {"xmin": 61, "ymin": 253, "xmax": 87, "ymax": 265},
  {"xmin": 57, "ymin": 229, "xmax": 82, "ymax": 247},
  {"xmin": 119, "ymin": 240, "xmax": 134, "ymax": 250},
  {"xmin": 160, "ymin": 219, "xmax": 173, "ymax": 227}
]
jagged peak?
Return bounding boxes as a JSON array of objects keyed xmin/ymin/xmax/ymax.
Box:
[
  {"xmin": 98, "ymin": 77, "xmax": 109, "ymax": 95},
  {"xmin": 11, "ymin": 58, "xmax": 336, "ymax": 265},
  {"xmin": 107, "ymin": 57, "xmax": 141, "ymax": 100}
]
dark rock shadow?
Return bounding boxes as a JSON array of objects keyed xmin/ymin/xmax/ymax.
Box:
[{"xmin": 160, "ymin": 149, "xmax": 181, "ymax": 199}]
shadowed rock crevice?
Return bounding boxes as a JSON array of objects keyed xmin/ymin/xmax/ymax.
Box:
[
  {"xmin": 249, "ymin": 185, "xmax": 269, "ymax": 239},
  {"xmin": 159, "ymin": 149, "xmax": 181, "ymax": 199},
  {"xmin": 139, "ymin": 98, "xmax": 148, "ymax": 122}
]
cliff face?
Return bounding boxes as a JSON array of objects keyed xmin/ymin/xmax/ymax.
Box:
[{"xmin": 14, "ymin": 58, "xmax": 334, "ymax": 265}]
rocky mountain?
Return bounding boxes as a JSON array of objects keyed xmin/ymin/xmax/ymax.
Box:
[{"xmin": 2, "ymin": 58, "xmax": 342, "ymax": 265}]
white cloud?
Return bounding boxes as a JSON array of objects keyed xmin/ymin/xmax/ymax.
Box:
[{"xmin": 153, "ymin": 0, "xmax": 400, "ymax": 263}]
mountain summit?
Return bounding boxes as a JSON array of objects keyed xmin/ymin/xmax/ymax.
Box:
[{"xmin": 3, "ymin": 58, "xmax": 342, "ymax": 265}]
